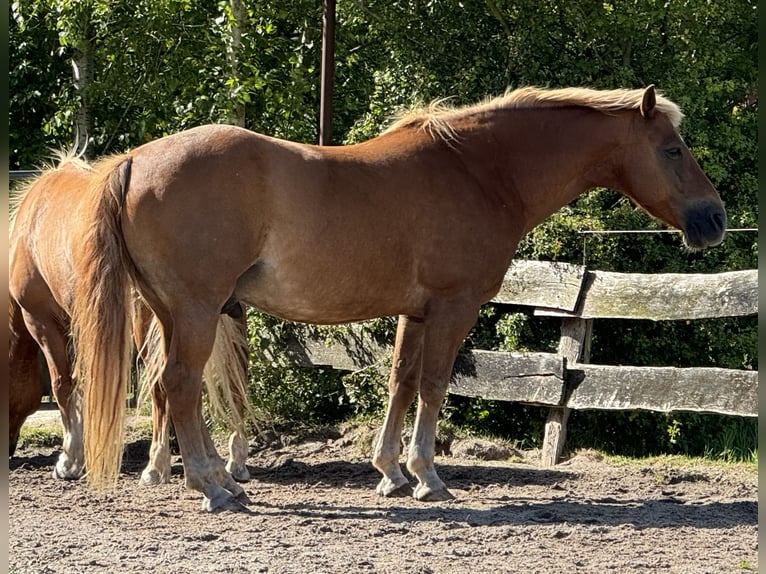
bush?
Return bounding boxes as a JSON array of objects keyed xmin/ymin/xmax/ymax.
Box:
[{"xmin": 566, "ymin": 410, "xmax": 757, "ymax": 463}]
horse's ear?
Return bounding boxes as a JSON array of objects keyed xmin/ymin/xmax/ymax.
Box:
[{"xmin": 640, "ymin": 85, "xmax": 656, "ymax": 119}]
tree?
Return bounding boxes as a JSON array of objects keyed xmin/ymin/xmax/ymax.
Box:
[{"xmin": 10, "ymin": 0, "xmax": 323, "ymax": 163}]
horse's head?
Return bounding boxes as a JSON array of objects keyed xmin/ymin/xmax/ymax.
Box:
[{"xmin": 617, "ymin": 85, "xmax": 726, "ymax": 250}]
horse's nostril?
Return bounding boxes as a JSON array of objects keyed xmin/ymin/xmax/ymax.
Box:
[{"xmin": 711, "ymin": 210, "xmax": 726, "ymax": 230}]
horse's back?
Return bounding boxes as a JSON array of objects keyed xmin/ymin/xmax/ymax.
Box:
[
  {"xmin": 10, "ymin": 162, "xmax": 92, "ymax": 315},
  {"xmin": 116, "ymin": 123, "xmax": 515, "ymax": 323}
]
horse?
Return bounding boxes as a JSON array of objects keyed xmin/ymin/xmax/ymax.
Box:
[
  {"xmin": 70, "ymin": 85, "xmax": 726, "ymax": 512},
  {"xmin": 9, "ymin": 157, "xmax": 255, "ymax": 483}
]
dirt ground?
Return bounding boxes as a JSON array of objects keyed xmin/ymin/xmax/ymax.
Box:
[{"xmin": 9, "ymin": 411, "xmax": 758, "ymax": 574}]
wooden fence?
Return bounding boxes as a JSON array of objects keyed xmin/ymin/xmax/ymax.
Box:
[{"xmin": 277, "ymin": 260, "xmax": 758, "ymax": 465}]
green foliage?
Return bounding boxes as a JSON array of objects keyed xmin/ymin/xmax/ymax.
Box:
[
  {"xmin": 10, "ymin": 2, "xmax": 72, "ymax": 166},
  {"xmin": 246, "ymin": 310, "xmax": 351, "ymax": 424},
  {"xmin": 494, "ymin": 312, "xmax": 532, "ymax": 352},
  {"xmin": 339, "ymin": 368, "xmax": 388, "ymax": 419},
  {"xmin": 592, "ymin": 316, "xmax": 757, "ymax": 371},
  {"xmin": 245, "ymin": 311, "xmax": 394, "ymax": 424},
  {"xmin": 10, "ymin": 0, "xmax": 323, "ymax": 165},
  {"xmin": 566, "ymin": 410, "xmax": 757, "ymax": 463}
]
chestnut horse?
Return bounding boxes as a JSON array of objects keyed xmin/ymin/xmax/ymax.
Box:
[
  {"xmin": 9, "ymin": 157, "xmax": 254, "ymax": 482},
  {"xmin": 71, "ymin": 85, "xmax": 726, "ymax": 511}
]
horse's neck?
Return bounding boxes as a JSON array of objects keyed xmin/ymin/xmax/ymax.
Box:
[{"xmin": 457, "ymin": 108, "xmax": 626, "ymax": 234}]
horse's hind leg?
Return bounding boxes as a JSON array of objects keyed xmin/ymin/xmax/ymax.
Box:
[
  {"xmin": 407, "ymin": 297, "xmax": 480, "ymax": 502},
  {"xmin": 132, "ymin": 300, "xmax": 173, "ymax": 485},
  {"xmin": 226, "ymin": 421, "xmax": 250, "ymax": 482},
  {"xmin": 161, "ymin": 307, "xmax": 249, "ymax": 512},
  {"xmin": 225, "ymin": 313, "xmax": 251, "ymax": 482},
  {"xmin": 372, "ymin": 315, "xmax": 425, "ymax": 497},
  {"xmin": 22, "ymin": 310, "xmax": 85, "ymax": 479},
  {"xmin": 141, "ymin": 382, "xmax": 172, "ymax": 485}
]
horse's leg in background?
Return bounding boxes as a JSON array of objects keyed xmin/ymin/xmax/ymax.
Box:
[
  {"xmin": 21, "ymin": 310, "xmax": 85, "ymax": 479},
  {"xmin": 141, "ymin": 382, "xmax": 173, "ymax": 485},
  {"xmin": 9, "ymin": 298, "xmax": 44, "ymax": 456},
  {"xmin": 407, "ymin": 297, "xmax": 480, "ymax": 501},
  {"xmin": 373, "ymin": 315, "xmax": 425, "ymax": 497},
  {"xmin": 226, "ymin": 427, "xmax": 249, "ymax": 482},
  {"xmin": 161, "ymin": 306, "xmax": 248, "ymax": 511},
  {"xmin": 132, "ymin": 299, "xmax": 173, "ymax": 485},
  {"xmin": 224, "ymin": 312, "xmax": 250, "ymax": 483}
]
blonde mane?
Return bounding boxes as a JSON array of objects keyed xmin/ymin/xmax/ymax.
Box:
[
  {"xmin": 9, "ymin": 151, "xmax": 92, "ymax": 231},
  {"xmin": 385, "ymin": 86, "xmax": 684, "ymax": 142}
]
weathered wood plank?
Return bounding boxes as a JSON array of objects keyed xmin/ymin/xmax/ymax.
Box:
[
  {"xmin": 284, "ymin": 328, "xmax": 568, "ymax": 406},
  {"xmin": 493, "ymin": 260, "xmax": 586, "ymax": 311},
  {"xmin": 450, "ymin": 350, "xmax": 566, "ymax": 405},
  {"xmin": 566, "ymin": 364, "xmax": 757, "ymax": 417},
  {"xmin": 283, "ymin": 328, "xmax": 390, "ymax": 372},
  {"xmin": 535, "ymin": 269, "xmax": 756, "ymax": 320}
]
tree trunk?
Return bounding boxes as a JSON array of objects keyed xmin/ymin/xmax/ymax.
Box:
[
  {"xmin": 71, "ymin": 25, "xmax": 94, "ymax": 158},
  {"xmin": 227, "ymin": 0, "xmax": 247, "ymax": 127}
]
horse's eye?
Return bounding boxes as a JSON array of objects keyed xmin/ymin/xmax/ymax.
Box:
[{"xmin": 664, "ymin": 147, "xmax": 682, "ymax": 160}]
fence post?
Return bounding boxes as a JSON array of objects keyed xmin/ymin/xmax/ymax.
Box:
[{"xmin": 541, "ymin": 316, "xmax": 592, "ymax": 466}]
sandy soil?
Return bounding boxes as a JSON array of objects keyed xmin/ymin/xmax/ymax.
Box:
[{"xmin": 8, "ymin": 413, "xmax": 758, "ymax": 574}]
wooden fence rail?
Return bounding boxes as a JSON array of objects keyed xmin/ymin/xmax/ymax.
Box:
[{"xmin": 279, "ymin": 260, "xmax": 757, "ymax": 465}]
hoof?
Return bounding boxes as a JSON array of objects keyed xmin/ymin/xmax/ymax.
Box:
[
  {"xmin": 376, "ymin": 477, "xmax": 413, "ymax": 498},
  {"xmin": 226, "ymin": 462, "xmax": 251, "ymax": 483},
  {"xmin": 52, "ymin": 460, "xmax": 84, "ymax": 480},
  {"xmin": 414, "ymin": 483, "xmax": 455, "ymax": 502},
  {"xmin": 140, "ymin": 469, "xmax": 166, "ymax": 486},
  {"xmin": 201, "ymin": 493, "xmax": 252, "ymax": 513},
  {"xmin": 235, "ymin": 489, "xmax": 253, "ymax": 505}
]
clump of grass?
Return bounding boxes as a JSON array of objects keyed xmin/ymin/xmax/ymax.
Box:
[{"xmin": 18, "ymin": 427, "xmax": 63, "ymax": 449}]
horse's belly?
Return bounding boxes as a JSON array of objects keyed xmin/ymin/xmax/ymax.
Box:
[{"xmin": 234, "ymin": 259, "xmax": 423, "ymax": 325}]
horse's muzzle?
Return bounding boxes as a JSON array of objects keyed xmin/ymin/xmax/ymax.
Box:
[{"xmin": 682, "ymin": 202, "xmax": 727, "ymax": 249}]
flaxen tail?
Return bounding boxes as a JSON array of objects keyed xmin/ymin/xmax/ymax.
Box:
[
  {"xmin": 71, "ymin": 154, "xmax": 134, "ymax": 492},
  {"xmin": 202, "ymin": 314, "xmax": 258, "ymax": 435}
]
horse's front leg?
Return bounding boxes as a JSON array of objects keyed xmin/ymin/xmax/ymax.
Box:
[
  {"xmin": 407, "ymin": 298, "xmax": 480, "ymax": 501},
  {"xmin": 9, "ymin": 306, "xmax": 44, "ymax": 456},
  {"xmin": 373, "ymin": 315, "xmax": 424, "ymax": 497}
]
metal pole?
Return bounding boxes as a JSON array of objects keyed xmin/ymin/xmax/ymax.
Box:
[{"xmin": 319, "ymin": 0, "xmax": 335, "ymax": 146}]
